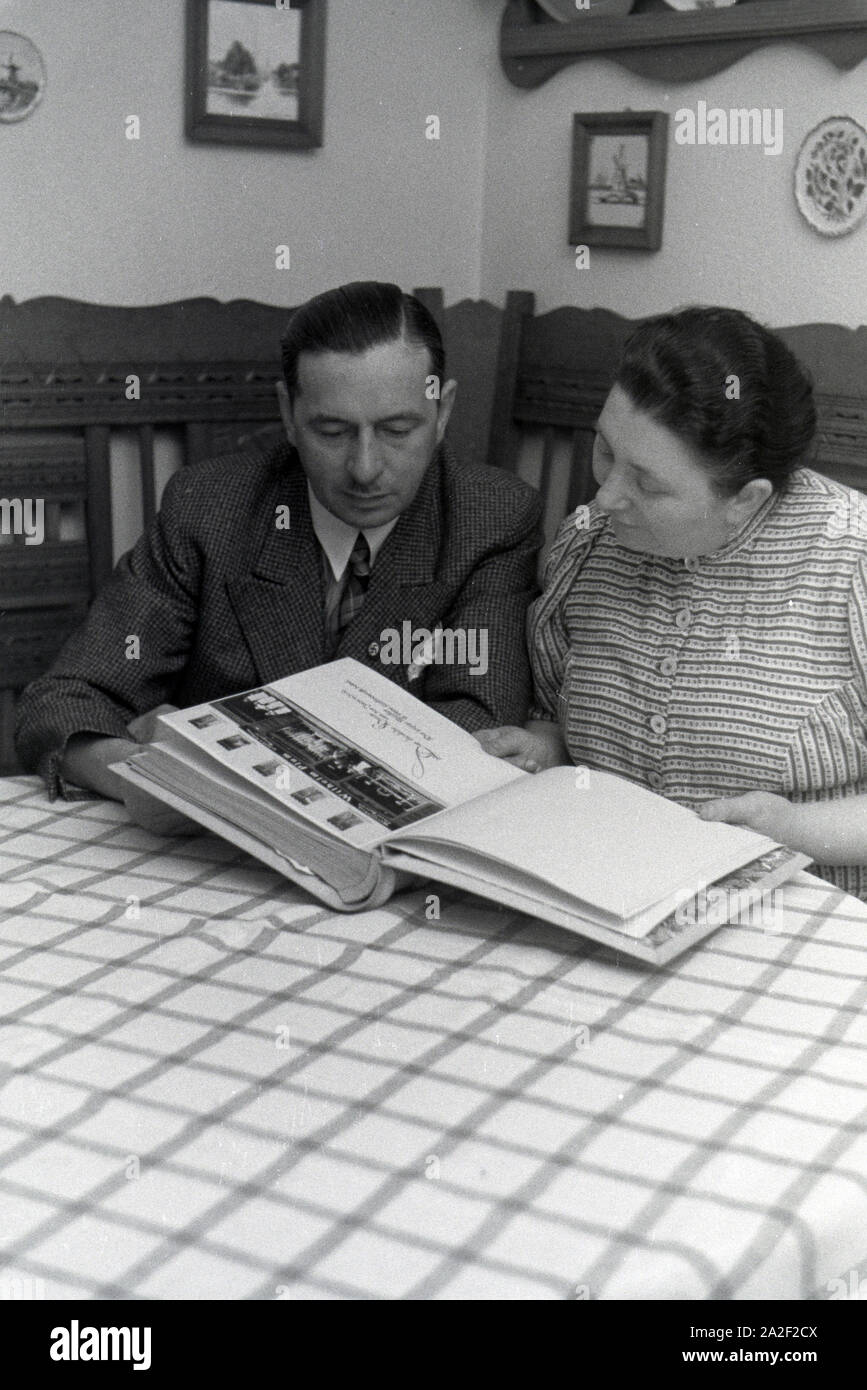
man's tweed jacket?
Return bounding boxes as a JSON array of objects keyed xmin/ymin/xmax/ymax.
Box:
[{"xmin": 16, "ymin": 441, "xmax": 543, "ymax": 797}]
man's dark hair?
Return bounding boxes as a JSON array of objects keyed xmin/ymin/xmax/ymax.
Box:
[
  {"xmin": 614, "ymin": 306, "xmax": 817, "ymax": 495},
  {"xmin": 280, "ymin": 281, "xmax": 445, "ymax": 400}
]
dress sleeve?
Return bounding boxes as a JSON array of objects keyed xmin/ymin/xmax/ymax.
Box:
[
  {"xmin": 847, "ymin": 550, "xmax": 867, "ymax": 723},
  {"xmin": 527, "ymin": 510, "xmax": 598, "ymax": 722}
]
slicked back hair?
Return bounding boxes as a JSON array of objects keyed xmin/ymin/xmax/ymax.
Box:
[
  {"xmin": 280, "ymin": 281, "xmax": 445, "ymax": 402},
  {"xmin": 614, "ymin": 306, "xmax": 817, "ymax": 495}
]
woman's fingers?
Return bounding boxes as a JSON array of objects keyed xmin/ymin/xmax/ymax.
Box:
[
  {"xmin": 474, "ymin": 727, "xmax": 543, "ymax": 773},
  {"xmin": 697, "ymin": 792, "xmax": 791, "ymax": 842},
  {"xmin": 473, "ymin": 726, "xmax": 526, "ymax": 757},
  {"xmin": 509, "ymin": 754, "xmax": 540, "ymax": 773},
  {"xmin": 697, "ymin": 796, "xmax": 747, "ymax": 823}
]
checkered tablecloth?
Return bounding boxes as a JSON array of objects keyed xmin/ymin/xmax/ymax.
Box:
[{"xmin": 1, "ymin": 776, "xmax": 866, "ymax": 1301}]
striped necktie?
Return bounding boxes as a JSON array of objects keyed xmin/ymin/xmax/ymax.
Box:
[{"xmin": 336, "ymin": 532, "xmax": 371, "ymax": 638}]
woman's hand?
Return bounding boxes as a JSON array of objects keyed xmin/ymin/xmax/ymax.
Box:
[
  {"xmin": 474, "ymin": 723, "xmax": 566, "ymax": 774},
  {"xmin": 698, "ymin": 791, "xmax": 797, "ymax": 844},
  {"xmin": 699, "ymin": 790, "xmax": 867, "ymax": 866}
]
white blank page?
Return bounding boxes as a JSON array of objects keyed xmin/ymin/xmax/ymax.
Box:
[{"xmin": 388, "ymin": 766, "xmax": 777, "ymax": 921}]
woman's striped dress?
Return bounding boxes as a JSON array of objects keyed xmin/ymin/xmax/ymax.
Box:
[{"xmin": 529, "ymin": 468, "xmax": 867, "ymax": 899}]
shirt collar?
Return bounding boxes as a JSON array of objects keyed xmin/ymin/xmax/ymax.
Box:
[
  {"xmin": 706, "ymin": 480, "xmax": 782, "ymax": 560},
  {"xmin": 306, "ymin": 482, "xmax": 399, "ymax": 581}
]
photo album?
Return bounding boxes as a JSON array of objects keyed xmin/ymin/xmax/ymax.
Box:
[{"xmin": 115, "ymin": 659, "xmax": 808, "ymax": 965}]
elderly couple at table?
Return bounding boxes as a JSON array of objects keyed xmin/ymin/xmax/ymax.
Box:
[{"xmin": 15, "ymin": 281, "xmax": 867, "ymax": 903}]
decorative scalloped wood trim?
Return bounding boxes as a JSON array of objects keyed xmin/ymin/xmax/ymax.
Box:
[{"xmin": 501, "ymin": 0, "xmax": 867, "ymax": 89}]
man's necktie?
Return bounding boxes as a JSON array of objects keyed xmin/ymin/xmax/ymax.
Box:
[{"xmin": 335, "ymin": 532, "xmax": 371, "ymax": 638}]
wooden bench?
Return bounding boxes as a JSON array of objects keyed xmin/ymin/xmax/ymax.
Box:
[
  {"xmin": 2, "ymin": 290, "xmax": 866, "ymax": 772},
  {"xmin": 0, "ymin": 288, "xmax": 497, "ymax": 771}
]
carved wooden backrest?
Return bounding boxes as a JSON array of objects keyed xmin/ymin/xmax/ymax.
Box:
[
  {"xmin": 0, "ymin": 289, "xmax": 497, "ymax": 771},
  {"xmin": 0, "ymin": 295, "xmax": 300, "ymax": 770},
  {"xmin": 2, "ymin": 290, "xmax": 865, "ymax": 774}
]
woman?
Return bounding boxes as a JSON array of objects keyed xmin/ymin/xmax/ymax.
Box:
[{"xmin": 477, "ymin": 306, "xmax": 867, "ymax": 899}]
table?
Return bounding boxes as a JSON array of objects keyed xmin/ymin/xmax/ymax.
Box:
[{"xmin": 1, "ymin": 775, "xmax": 866, "ymax": 1301}]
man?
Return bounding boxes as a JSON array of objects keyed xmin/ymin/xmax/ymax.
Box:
[{"xmin": 16, "ymin": 282, "xmax": 543, "ymax": 829}]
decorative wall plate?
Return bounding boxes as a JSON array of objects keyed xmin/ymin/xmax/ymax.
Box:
[
  {"xmin": 795, "ymin": 116, "xmax": 867, "ymax": 238},
  {"xmin": 0, "ymin": 32, "xmax": 45, "ymax": 123},
  {"xmin": 661, "ymin": 0, "xmax": 738, "ymax": 10},
  {"xmin": 536, "ymin": 0, "xmax": 635, "ymax": 19}
]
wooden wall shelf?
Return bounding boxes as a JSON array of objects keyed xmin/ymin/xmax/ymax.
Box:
[{"xmin": 500, "ymin": 0, "xmax": 867, "ymax": 89}]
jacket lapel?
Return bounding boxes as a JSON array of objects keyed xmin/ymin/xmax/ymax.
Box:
[
  {"xmin": 226, "ymin": 449, "xmax": 452, "ymax": 689},
  {"xmin": 225, "ymin": 457, "xmax": 328, "ymax": 682}
]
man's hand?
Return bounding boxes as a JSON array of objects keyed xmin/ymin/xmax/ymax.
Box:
[
  {"xmin": 121, "ymin": 705, "xmax": 198, "ymax": 835},
  {"xmin": 474, "ymin": 725, "xmax": 564, "ymax": 774},
  {"xmin": 697, "ymin": 791, "xmax": 797, "ymax": 844},
  {"xmin": 126, "ymin": 703, "xmax": 179, "ymax": 744},
  {"xmin": 118, "ymin": 780, "xmax": 202, "ymax": 838},
  {"xmin": 61, "ymin": 726, "xmax": 198, "ymax": 838}
]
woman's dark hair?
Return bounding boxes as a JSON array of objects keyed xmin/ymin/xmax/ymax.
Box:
[
  {"xmin": 280, "ymin": 281, "xmax": 445, "ymax": 400},
  {"xmin": 613, "ymin": 306, "xmax": 817, "ymax": 494}
]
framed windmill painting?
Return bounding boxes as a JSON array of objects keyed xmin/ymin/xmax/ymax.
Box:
[{"xmin": 570, "ymin": 111, "xmax": 669, "ymax": 251}]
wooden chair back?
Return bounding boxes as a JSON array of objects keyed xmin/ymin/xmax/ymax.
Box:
[{"xmin": 3, "ymin": 288, "xmax": 866, "ymax": 772}]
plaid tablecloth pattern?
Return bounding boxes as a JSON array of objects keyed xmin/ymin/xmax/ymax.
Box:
[{"xmin": 0, "ymin": 776, "xmax": 865, "ymax": 1301}]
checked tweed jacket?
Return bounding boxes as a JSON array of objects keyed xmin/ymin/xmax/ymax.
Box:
[{"xmin": 16, "ymin": 442, "xmax": 543, "ymax": 796}]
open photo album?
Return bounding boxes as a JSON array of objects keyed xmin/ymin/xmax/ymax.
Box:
[{"xmin": 114, "ymin": 658, "xmax": 809, "ymax": 965}]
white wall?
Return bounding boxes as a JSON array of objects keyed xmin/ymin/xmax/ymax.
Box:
[
  {"xmin": 0, "ymin": 0, "xmax": 492, "ymax": 306},
  {"xmin": 4, "ymin": 3, "xmax": 865, "ymax": 561},
  {"xmin": 3, "ymin": 0, "xmax": 865, "ymax": 326},
  {"xmin": 479, "ymin": 44, "xmax": 867, "ymax": 327}
]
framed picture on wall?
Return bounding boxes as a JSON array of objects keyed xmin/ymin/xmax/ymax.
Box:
[
  {"xmin": 569, "ymin": 111, "xmax": 668, "ymax": 251},
  {"xmin": 185, "ymin": 0, "xmax": 326, "ymax": 149}
]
